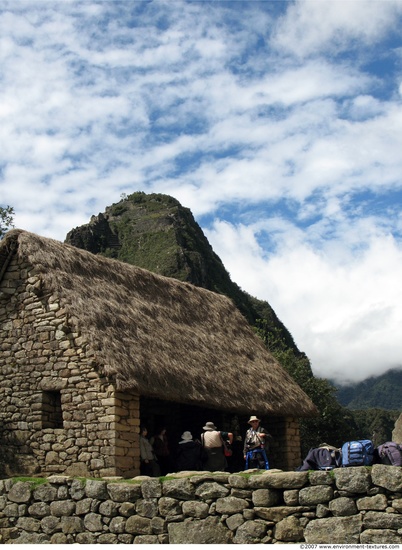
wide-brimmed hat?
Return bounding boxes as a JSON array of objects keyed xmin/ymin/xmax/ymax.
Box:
[
  {"xmin": 180, "ymin": 431, "xmax": 193, "ymax": 441},
  {"xmin": 248, "ymin": 415, "xmax": 261, "ymax": 424},
  {"xmin": 203, "ymin": 421, "xmax": 217, "ymax": 431}
]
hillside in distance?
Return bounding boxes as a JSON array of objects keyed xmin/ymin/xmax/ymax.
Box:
[
  {"xmin": 335, "ymin": 368, "xmax": 402, "ymax": 410},
  {"xmin": 65, "ymin": 191, "xmax": 299, "ymax": 354}
]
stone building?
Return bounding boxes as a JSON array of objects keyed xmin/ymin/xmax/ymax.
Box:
[{"xmin": 0, "ymin": 230, "xmax": 317, "ymax": 478}]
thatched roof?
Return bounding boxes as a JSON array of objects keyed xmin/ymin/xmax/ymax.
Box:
[{"xmin": 1, "ymin": 229, "xmax": 317, "ymax": 417}]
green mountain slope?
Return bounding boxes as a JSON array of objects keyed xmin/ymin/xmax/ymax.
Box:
[{"xmin": 335, "ymin": 368, "xmax": 402, "ymax": 410}]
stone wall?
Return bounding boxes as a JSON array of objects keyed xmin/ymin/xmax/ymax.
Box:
[
  {"xmin": 0, "ymin": 253, "xmax": 141, "ymax": 478},
  {"xmin": 275, "ymin": 417, "xmax": 301, "ymax": 470},
  {"xmin": 0, "ymin": 466, "xmax": 401, "ymax": 544}
]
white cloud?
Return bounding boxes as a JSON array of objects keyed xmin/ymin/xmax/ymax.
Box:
[
  {"xmin": 205, "ymin": 216, "xmax": 402, "ymax": 384},
  {"xmin": 273, "ymin": 0, "xmax": 402, "ymax": 57}
]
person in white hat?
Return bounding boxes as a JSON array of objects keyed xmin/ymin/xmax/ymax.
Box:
[
  {"xmin": 243, "ymin": 416, "xmax": 272, "ymax": 469},
  {"xmin": 176, "ymin": 431, "xmax": 202, "ymax": 471}
]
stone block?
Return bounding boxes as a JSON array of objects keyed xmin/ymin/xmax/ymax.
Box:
[
  {"xmin": 119, "ymin": 502, "xmax": 137, "ymax": 517},
  {"xmin": 329, "ymin": 496, "xmax": 358, "ymax": 516},
  {"xmin": 64, "ymin": 463, "xmax": 90, "ymax": 477},
  {"xmin": 363, "ymin": 511, "xmax": 402, "ymax": 530},
  {"xmin": 28, "ymin": 501, "xmax": 51, "ymax": 518},
  {"xmin": 254, "ymin": 506, "xmax": 306, "ymax": 522},
  {"xmin": 90, "ymin": 458, "xmax": 105, "ymax": 471},
  {"xmin": 304, "ymin": 516, "xmax": 362, "ymax": 544},
  {"xmin": 49, "ymin": 500, "xmax": 75, "ymax": 517},
  {"xmin": 141, "ymin": 479, "xmax": 162, "ymax": 499},
  {"xmin": 83, "ymin": 512, "xmax": 103, "ymax": 532},
  {"xmin": 360, "ymin": 528, "xmax": 402, "ymax": 544},
  {"xmin": 299, "ymin": 485, "xmax": 333, "ymax": 505},
  {"xmin": 283, "ymin": 489, "xmax": 299, "ymax": 505},
  {"xmin": 182, "ymin": 500, "xmax": 209, "ymax": 519},
  {"xmin": 274, "ymin": 516, "xmax": 304, "ymax": 542},
  {"xmin": 99, "ymin": 499, "xmax": 119, "ymax": 517},
  {"xmin": 133, "ymin": 534, "xmax": 159, "ymax": 544},
  {"xmin": 391, "ymin": 498, "xmax": 402, "ymax": 512},
  {"xmin": 150, "ymin": 515, "xmax": 167, "ymax": 534},
  {"xmin": 168, "ymin": 516, "xmax": 233, "ymax": 544},
  {"xmin": 309, "ymin": 470, "xmax": 335, "ymax": 486},
  {"xmin": 392, "ymin": 413, "xmax": 402, "ymax": 444},
  {"xmin": 226, "ymin": 513, "xmax": 244, "ymax": 531},
  {"xmin": 40, "ymin": 515, "xmax": 61, "ymax": 535},
  {"xmin": 61, "ymin": 516, "xmax": 84, "ymax": 534},
  {"xmin": 215, "ymin": 496, "xmax": 249, "ymax": 514},
  {"xmin": 107, "ymin": 482, "xmax": 142, "ymax": 503},
  {"xmin": 248, "ymin": 471, "xmax": 308, "ymax": 489},
  {"xmin": 125, "ymin": 515, "xmax": 152, "ymax": 535},
  {"xmin": 75, "ymin": 498, "xmax": 93, "ymax": 515},
  {"xmin": 106, "ymin": 406, "xmax": 129, "ymax": 417},
  {"xmin": 109, "ymin": 516, "xmax": 126, "ymax": 534},
  {"xmin": 228, "ymin": 474, "xmax": 249, "ymax": 489},
  {"xmin": 233, "ymin": 520, "xmax": 267, "ymax": 544},
  {"xmin": 157, "ymin": 496, "xmax": 181, "ymax": 518},
  {"xmin": 162, "ymin": 479, "xmax": 195, "ymax": 500},
  {"xmin": 357, "ymin": 494, "xmax": 388, "ymax": 511},
  {"xmin": 252, "ymin": 488, "xmax": 281, "ymax": 507},
  {"xmin": 8, "ymin": 482, "xmax": 32, "ymax": 503},
  {"xmin": 16, "ymin": 516, "xmax": 41, "ymax": 532},
  {"xmin": 195, "ymin": 481, "xmax": 229, "ymax": 500},
  {"xmin": 33, "ymin": 484, "xmax": 58, "ymax": 502},
  {"xmin": 371, "ymin": 464, "xmax": 402, "ymax": 492},
  {"xmin": 334, "ymin": 467, "xmax": 371, "ymax": 493},
  {"xmin": 85, "ymin": 480, "xmax": 109, "ymax": 500},
  {"xmin": 231, "ymin": 488, "xmax": 252, "ymax": 499}
]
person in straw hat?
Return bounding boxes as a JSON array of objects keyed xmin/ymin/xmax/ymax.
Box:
[
  {"xmin": 201, "ymin": 421, "xmax": 233, "ymax": 472},
  {"xmin": 243, "ymin": 415, "xmax": 273, "ymax": 469}
]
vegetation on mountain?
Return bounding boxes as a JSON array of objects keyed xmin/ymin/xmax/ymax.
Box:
[
  {"xmin": 0, "ymin": 205, "xmax": 14, "ymax": 239},
  {"xmin": 65, "ymin": 192, "xmax": 400, "ymax": 454},
  {"xmin": 333, "ymin": 371, "xmax": 401, "ymax": 447},
  {"xmin": 335, "ymin": 368, "xmax": 402, "ymax": 410},
  {"xmin": 254, "ymin": 321, "xmax": 358, "ymax": 453},
  {"xmin": 350, "ymin": 408, "xmax": 400, "ymax": 446}
]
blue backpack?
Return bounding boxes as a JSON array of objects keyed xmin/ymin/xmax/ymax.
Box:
[{"xmin": 341, "ymin": 440, "xmax": 374, "ymax": 467}]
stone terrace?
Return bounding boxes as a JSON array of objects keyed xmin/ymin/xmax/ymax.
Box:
[{"xmin": 0, "ymin": 465, "xmax": 401, "ymax": 544}]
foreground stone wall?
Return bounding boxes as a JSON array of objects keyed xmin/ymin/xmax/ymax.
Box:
[{"xmin": 0, "ymin": 465, "xmax": 401, "ymax": 544}]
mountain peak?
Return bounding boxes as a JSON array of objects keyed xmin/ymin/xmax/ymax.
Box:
[{"xmin": 65, "ymin": 191, "xmax": 297, "ymax": 350}]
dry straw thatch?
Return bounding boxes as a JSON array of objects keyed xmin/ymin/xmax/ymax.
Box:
[{"xmin": 1, "ymin": 229, "xmax": 317, "ymax": 417}]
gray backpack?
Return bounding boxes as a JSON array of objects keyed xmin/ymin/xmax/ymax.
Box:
[{"xmin": 376, "ymin": 442, "xmax": 402, "ymax": 466}]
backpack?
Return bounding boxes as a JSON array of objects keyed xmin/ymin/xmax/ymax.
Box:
[
  {"xmin": 375, "ymin": 442, "xmax": 402, "ymax": 466},
  {"xmin": 341, "ymin": 440, "xmax": 374, "ymax": 467},
  {"xmin": 297, "ymin": 446, "xmax": 342, "ymax": 471}
]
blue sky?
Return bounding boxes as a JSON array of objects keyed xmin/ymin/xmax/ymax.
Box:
[{"xmin": 1, "ymin": 0, "xmax": 402, "ymax": 384}]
